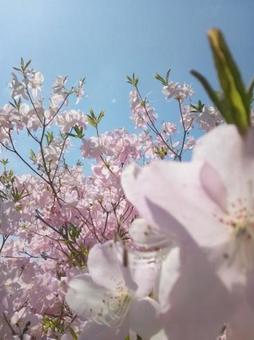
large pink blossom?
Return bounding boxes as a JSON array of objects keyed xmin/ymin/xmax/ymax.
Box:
[{"xmin": 122, "ymin": 125, "xmax": 254, "ymax": 339}]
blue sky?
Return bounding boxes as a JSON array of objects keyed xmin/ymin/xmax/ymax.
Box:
[{"xmin": 0, "ymin": 0, "xmax": 253, "ymax": 173}]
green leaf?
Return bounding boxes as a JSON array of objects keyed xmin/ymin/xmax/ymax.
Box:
[
  {"xmin": 126, "ymin": 76, "xmax": 132, "ymax": 85},
  {"xmin": 97, "ymin": 111, "xmax": 105, "ymax": 124},
  {"xmin": 9, "ymin": 101, "xmax": 16, "ymax": 109},
  {"xmin": 191, "ymin": 28, "xmax": 252, "ymax": 135},
  {"xmin": 68, "ymin": 224, "xmax": 81, "ymax": 240},
  {"xmin": 68, "ymin": 327, "xmax": 78, "ymax": 340},
  {"xmin": 190, "ymin": 70, "xmax": 230, "ymax": 120},
  {"xmin": 166, "ymin": 69, "xmax": 171, "ymax": 83},
  {"xmin": 0, "ymin": 159, "xmax": 8, "ymax": 166},
  {"xmin": 29, "ymin": 149, "xmax": 36, "ymax": 162},
  {"xmin": 20, "ymin": 58, "xmax": 31, "ymax": 72},
  {"xmin": 86, "ymin": 114, "xmax": 97, "ymax": 127},
  {"xmin": 126, "ymin": 73, "xmax": 139, "ymax": 86},
  {"xmin": 154, "ymin": 146, "xmax": 168, "ymax": 159},
  {"xmin": 9, "ymin": 97, "xmax": 21, "ymax": 111},
  {"xmin": 247, "ymin": 77, "xmax": 254, "ymax": 103},
  {"xmin": 24, "ymin": 59, "xmax": 32, "ymax": 70},
  {"xmin": 155, "ymin": 73, "xmax": 167, "ymax": 86},
  {"xmin": 190, "ymin": 100, "xmax": 205, "ymax": 112},
  {"xmin": 45, "ymin": 131, "xmax": 54, "ymax": 145},
  {"xmin": 89, "ymin": 108, "xmax": 96, "ymax": 118},
  {"xmin": 155, "ymin": 69, "xmax": 171, "ymax": 86},
  {"xmin": 74, "ymin": 125, "xmax": 84, "ymax": 138},
  {"xmin": 208, "ymin": 28, "xmax": 250, "ymax": 133},
  {"xmin": 86, "ymin": 109, "xmax": 104, "ymax": 128},
  {"xmin": 13, "ymin": 66, "xmax": 21, "ymax": 72},
  {"xmin": 21, "ymin": 57, "xmax": 25, "ymax": 68}
]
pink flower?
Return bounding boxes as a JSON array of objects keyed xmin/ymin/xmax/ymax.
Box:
[
  {"xmin": 162, "ymin": 82, "xmax": 194, "ymax": 101},
  {"xmin": 129, "ymin": 90, "xmax": 157, "ymax": 129},
  {"xmin": 122, "ymin": 125, "xmax": 254, "ymax": 339},
  {"xmin": 66, "ymin": 240, "xmax": 166, "ymax": 339}
]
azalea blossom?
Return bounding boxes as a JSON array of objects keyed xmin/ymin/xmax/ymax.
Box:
[
  {"xmin": 197, "ymin": 105, "xmax": 223, "ymax": 132},
  {"xmin": 121, "ymin": 125, "xmax": 254, "ymax": 339},
  {"xmin": 26, "ymin": 71, "xmax": 44, "ymax": 97},
  {"xmin": 65, "ymin": 240, "xmax": 177, "ymax": 339},
  {"xmin": 129, "ymin": 89, "xmax": 158, "ymax": 129},
  {"xmin": 52, "ymin": 75, "xmax": 68, "ymax": 95},
  {"xmin": 9, "ymin": 72, "xmax": 28, "ymax": 100},
  {"xmin": 162, "ymin": 81, "xmax": 194, "ymax": 101}
]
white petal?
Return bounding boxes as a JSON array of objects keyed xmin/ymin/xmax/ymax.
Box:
[
  {"xmin": 155, "ymin": 247, "xmax": 180, "ymax": 313},
  {"xmin": 127, "ymin": 249, "xmax": 160, "ymax": 298},
  {"xmin": 66, "ymin": 274, "xmax": 108, "ymax": 320},
  {"xmin": 113, "ymin": 242, "xmax": 156, "ymax": 296},
  {"xmin": 88, "ymin": 241, "xmax": 125, "ymax": 291},
  {"xmin": 79, "ymin": 321, "xmax": 129, "ymax": 340},
  {"xmin": 66, "ymin": 273, "xmax": 129, "ymax": 327},
  {"xmin": 130, "ymin": 218, "xmax": 171, "ymax": 249},
  {"xmin": 150, "ymin": 329, "xmax": 168, "ymax": 340},
  {"xmin": 129, "ymin": 297, "xmax": 162, "ymax": 339}
]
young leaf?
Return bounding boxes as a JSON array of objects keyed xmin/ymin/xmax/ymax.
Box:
[
  {"xmin": 155, "ymin": 69, "xmax": 171, "ymax": 86},
  {"xmin": 45, "ymin": 131, "xmax": 54, "ymax": 145},
  {"xmin": 191, "ymin": 28, "xmax": 252, "ymax": 135},
  {"xmin": 126, "ymin": 73, "xmax": 139, "ymax": 86},
  {"xmin": 247, "ymin": 77, "xmax": 254, "ymax": 104},
  {"xmin": 190, "ymin": 70, "xmax": 230, "ymax": 121},
  {"xmin": 208, "ymin": 28, "xmax": 250, "ymax": 133},
  {"xmin": 97, "ymin": 111, "xmax": 105, "ymax": 124}
]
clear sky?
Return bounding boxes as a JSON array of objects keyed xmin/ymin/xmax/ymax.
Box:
[{"xmin": 0, "ymin": 0, "xmax": 253, "ymax": 173}]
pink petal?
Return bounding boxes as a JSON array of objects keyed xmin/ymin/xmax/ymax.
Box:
[
  {"xmin": 193, "ymin": 125, "xmax": 254, "ymax": 201},
  {"xmin": 160, "ymin": 245, "xmax": 236, "ymax": 340},
  {"xmin": 200, "ymin": 162, "xmax": 228, "ymax": 213},
  {"xmin": 122, "ymin": 161, "xmax": 230, "ymax": 249}
]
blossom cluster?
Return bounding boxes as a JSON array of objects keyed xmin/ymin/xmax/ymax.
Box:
[{"xmin": 1, "ymin": 57, "xmax": 251, "ymax": 340}]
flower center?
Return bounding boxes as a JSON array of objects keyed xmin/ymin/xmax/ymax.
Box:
[
  {"xmin": 224, "ymin": 198, "xmax": 254, "ymax": 238},
  {"xmin": 98, "ymin": 283, "xmax": 132, "ymax": 328},
  {"xmin": 219, "ymin": 197, "xmax": 254, "ymax": 271}
]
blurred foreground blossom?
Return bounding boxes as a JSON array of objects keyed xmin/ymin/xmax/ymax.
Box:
[
  {"xmin": 66, "ymin": 240, "xmax": 179, "ymax": 339},
  {"xmin": 122, "ymin": 124, "xmax": 254, "ymax": 339}
]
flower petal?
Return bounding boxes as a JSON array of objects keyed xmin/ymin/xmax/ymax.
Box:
[
  {"xmin": 155, "ymin": 247, "xmax": 180, "ymax": 313},
  {"xmin": 66, "ymin": 274, "xmax": 108, "ymax": 320},
  {"xmin": 200, "ymin": 162, "xmax": 228, "ymax": 213},
  {"xmin": 130, "ymin": 218, "xmax": 171, "ymax": 249},
  {"xmin": 127, "ymin": 249, "xmax": 161, "ymax": 298},
  {"xmin": 113, "ymin": 242, "xmax": 157, "ymax": 297},
  {"xmin": 160, "ymin": 244, "xmax": 236, "ymax": 340},
  {"xmin": 228, "ymin": 298, "xmax": 254, "ymax": 340},
  {"xmin": 66, "ymin": 273, "xmax": 129, "ymax": 327},
  {"xmin": 79, "ymin": 321, "xmax": 129, "ymax": 340},
  {"xmin": 193, "ymin": 125, "xmax": 254, "ymax": 201},
  {"xmin": 122, "ymin": 161, "xmax": 230, "ymax": 248},
  {"xmin": 88, "ymin": 241, "xmax": 125, "ymax": 291},
  {"xmin": 129, "ymin": 297, "xmax": 162, "ymax": 339}
]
